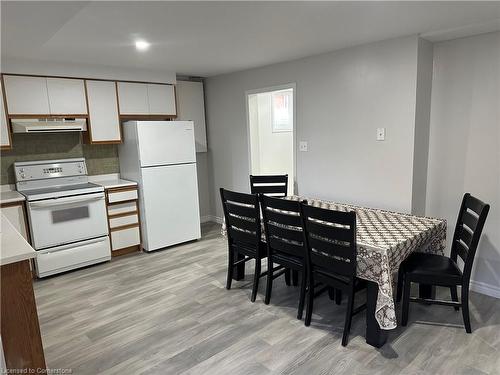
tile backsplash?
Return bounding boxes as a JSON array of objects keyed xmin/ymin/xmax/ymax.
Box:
[{"xmin": 0, "ymin": 133, "xmax": 120, "ymax": 184}]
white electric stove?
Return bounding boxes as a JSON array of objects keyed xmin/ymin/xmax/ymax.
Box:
[{"xmin": 15, "ymin": 158, "xmax": 111, "ymax": 277}]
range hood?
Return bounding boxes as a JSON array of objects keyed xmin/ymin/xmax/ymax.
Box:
[{"xmin": 11, "ymin": 118, "xmax": 87, "ymax": 133}]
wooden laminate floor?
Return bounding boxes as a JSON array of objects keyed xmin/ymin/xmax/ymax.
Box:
[{"xmin": 34, "ymin": 223, "xmax": 500, "ymax": 375}]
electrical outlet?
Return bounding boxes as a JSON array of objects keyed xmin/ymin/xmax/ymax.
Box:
[
  {"xmin": 299, "ymin": 141, "xmax": 308, "ymax": 152},
  {"xmin": 376, "ymin": 128, "xmax": 385, "ymax": 141}
]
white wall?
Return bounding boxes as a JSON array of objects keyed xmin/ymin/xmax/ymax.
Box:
[
  {"xmin": 426, "ymin": 32, "xmax": 500, "ymax": 297},
  {"xmin": 196, "ymin": 152, "xmax": 212, "ymax": 222},
  {"xmin": 248, "ymin": 94, "xmax": 261, "ymax": 174},
  {"xmin": 248, "ymin": 91, "xmax": 294, "ymax": 194},
  {"xmin": 205, "ymin": 35, "xmax": 422, "ymax": 219},
  {"xmin": 411, "ymin": 38, "xmax": 434, "ymax": 215}
]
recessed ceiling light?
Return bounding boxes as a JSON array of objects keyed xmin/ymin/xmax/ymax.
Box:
[{"xmin": 135, "ymin": 40, "xmax": 150, "ymax": 51}]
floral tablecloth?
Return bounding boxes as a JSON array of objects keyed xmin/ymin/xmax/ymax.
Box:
[{"xmin": 221, "ymin": 195, "xmax": 447, "ymax": 330}]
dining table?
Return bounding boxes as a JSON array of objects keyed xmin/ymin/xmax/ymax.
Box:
[{"xmin": 221, "ymin": 195, "xmax": 447, "ymax": 348}]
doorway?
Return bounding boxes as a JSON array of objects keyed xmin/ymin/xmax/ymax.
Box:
[{"xmin": 246, "ymin": 84, "xmax": 295, "ymax": 195}]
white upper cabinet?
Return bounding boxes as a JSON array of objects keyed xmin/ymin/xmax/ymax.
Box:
[
  {"xmin": 117, "ymin": 81, "xmax": 176, "ymax": 116},
  {"xmin": 86, "ymin": 80, "xmax": 121, "ymax": 143},
  {"xmin": 1, "ymin": 78, "xmax": 12, "ymax": 149},
  {"xmin": 176, "ymin": 81, "xmax": 207, "ymax": 152},
  {"xmin": 117, "ymin": 82, "xmax": 150, "ymax": 115},
  {"xmin": 147, "ymin": 84, "xmax": 176, "ymax": 116},
  {"xmin": 3, "ymin": 75, "xmax": 87, "ymax": 115},
  {"xmin": 3, "ymin": 75, "xmax": 50, "ymax": 115},
  {"xmin": 46, "ymin": 78, "xmax": 87, "ymax": 115}
]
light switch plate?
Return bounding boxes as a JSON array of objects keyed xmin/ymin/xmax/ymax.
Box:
[
  {"xmin": 376, "ymin": 128, "xmax": 385, "ymax": 141},
  {"xmin": 299, "ymin": 141, "xmax": 308, "ymax": 152}
]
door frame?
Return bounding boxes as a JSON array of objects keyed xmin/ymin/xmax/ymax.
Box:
[{"xmin": 244, "ymin": 82, "xmax": 297, "ymax": 194}]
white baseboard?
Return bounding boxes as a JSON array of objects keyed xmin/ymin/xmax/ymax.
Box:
[
  {"xmin": 200, "ymin": 215, "xmax": 223, "ymax": 224},
  {"xmin": 470, "ymin": 280, "xmax": 500, "ymax": 299}
]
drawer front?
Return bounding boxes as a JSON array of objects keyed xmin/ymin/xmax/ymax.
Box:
[
  {"xmin": 111, "ymin": 226, "xmax": 141, "ymax": 250},
  {"xmin": 107, "ymin": 201, "xmax": 137, "ymax": 216},
  {"xmin": 36, "ymin": 236, "xmax": 111, "ymax": 278},
  {"xmin": 109, "ymin": 214, "xmax": 139, "ymax": 229},
  {"xmin": 108, "ymin": 189, "xmax": 138, "ymax": 203}
]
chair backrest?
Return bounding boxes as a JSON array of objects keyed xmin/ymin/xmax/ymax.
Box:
[
  {"xmin": 220, "ymin": 188, "xmax": 261, "ymax": 249},
  {"xmin": 300, "ymin": 203, "xmax": 357, "ymax": 280},
  {"xmin": 260, "ymin": 195, "xmax": 305, "ymax": 260},
  {"xmin": 450, "ymin": 193, "xmax": 490, "ymax": 280},
  {"xmin": 250, "ymin": 175, "xmax": 288, "ymax": 197}
]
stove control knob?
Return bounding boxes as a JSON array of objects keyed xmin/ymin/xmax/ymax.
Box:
[
  {"xmin": 20, "ymin": 173, "xmax": 25, "ymax": 179},
  {"xmin": 19, "ymin": 168, "xmax": 24, "ymax": 173}
]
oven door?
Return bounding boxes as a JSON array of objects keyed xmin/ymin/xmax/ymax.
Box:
[{"xmin": 27, "ymin": 192, "xmax": 108, "ymax": 249}]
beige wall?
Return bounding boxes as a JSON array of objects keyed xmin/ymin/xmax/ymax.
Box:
[{"xmin": 0, "ymin": 133, "xmax": 119, "ymax": 184}]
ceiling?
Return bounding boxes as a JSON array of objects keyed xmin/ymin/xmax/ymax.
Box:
[{"xmin": 2, "ymin": 1, "xmax": 500, "ymax": 77}]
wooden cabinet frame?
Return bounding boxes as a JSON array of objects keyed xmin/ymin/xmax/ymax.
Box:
[
  {"xmin": 83, "ymin": 80, "xmax": 123, "ymax": 145},
  {"xmin": 105, "ymin": 186, "xmax": 143, "ymax": 257},
  {"xmin": 0, "ymin": 75, "xmax": 13, "ymax": 150},
  {"xmin": 1, "ymin": 73, "xmax": 177, "ymax": 147}
]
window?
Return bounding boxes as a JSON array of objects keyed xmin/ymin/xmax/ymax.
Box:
[{"xmin": 271, "ymin": 89, "xmax": 293, "ymax": 132}]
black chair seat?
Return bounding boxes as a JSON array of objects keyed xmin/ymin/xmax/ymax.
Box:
[
  {"xmin": 403, "ymin": 253, "xmax": 462, "ymax": 285},
  {"xmin": 315, "ymin": 269, "xmax": 366, "ymax": 290},
  {"xmin": 315, "ymin": 268, "xmax": 350, "ymax": 285},
  {"xmin": 272, "ymin": 252, "xmax": 303, "ymax": 269},
  {"xmin": 233, "ymin": 241, "xmax": 267, "ymax": 258},
  {"xmin": 399, "ymin": 193, "xmax": 490, "ymax": 334}
]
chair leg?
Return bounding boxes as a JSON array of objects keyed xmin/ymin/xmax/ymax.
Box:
[
  {"xmin": 335, "ymin": 289, "xmax": 342, "ymax": 305},
  {"xmin": 264, "ymin": 258, "xmax": 273, "ymax": 305},
  {"xmin": 251, "ymin": 258, "xmax": 261, "ymax": 302},
  {"xmin": 328, "ymin": 287, "xmax": 335, "ymax": 300},
  {"xmin": 226, "ymin": 248, "xmax": 234, "ymax": 290},
  {"xmin": 396, "ymin": 266, "xmax": 404, "ymax": 302},
  {"xmin": 292, "ymin": 270, "xmax": 299, "ymax": 286},
  {"xmin": 461, "ymin": 285, "xmax": 472, "ymax": 333},
  {"xmin": 285, "ymin": 268, "xmax": 291, "ymax": 286},
  {"xmin": 341, "ymin": 288, "xmax": 355, "ymax": 347},
  {"xmin": 305, "ymin": 273, "xmax": 314, "ymax": 326},
  {"xmin": 297, "ymin": 271, "xmax": 306, "ymax": 320},
  {"xmin": 450, "ymin": 286, "xmax": 460, "ymax": 311},
  {"xmin": 401, "ymin": 279, "xmax": 411, "ymax": 326}
]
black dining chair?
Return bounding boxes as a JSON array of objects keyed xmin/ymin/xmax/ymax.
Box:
[
  {"xmin": 260, "ymin": 195, "xmax": 307, "ymax": 320},
  {"xmin": 300, "ymin": 203, "xmax": 366, "ymax": 346},
  {"xmin": 250, "ymin": 174, "xmax": 294, "ymax": 284},
  {"xmin": 220, "ymin": 188, "xmax": 267, "ymax": 302},
  {"xmin": 399, "ymin": 193, "xmax": 490, "ymax": 333},
  {"xmin": 250, "ymin": 174, "xmax": 288, "ymax": 197}
]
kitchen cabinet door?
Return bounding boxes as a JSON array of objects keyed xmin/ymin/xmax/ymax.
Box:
[
  {"xmin": 86, "ymin": 80, "xmax": 121, "ymax": 143},
  {"xmin": 0, "ymin": 78, "xmax": 12, "ymax": 149},
  {"xmin": 147, "ymin": 84, "xmax": 176, "ymax": 116},
  {"xmin": 176, "ymin": 81, "xmax": 207, "ymax": 152},
  {"xmin": 3, "ymin": 75, "xmax": 50, "ymax": 115},
  {"xmin": 46, "ymin": 78, "xmax": 88, "ymax": 115},
  {"xmin": 117, "ymin": 82, "xmax": 149, "ymax": 115}
]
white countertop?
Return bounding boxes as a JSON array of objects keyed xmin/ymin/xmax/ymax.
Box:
[
  {"xmin": 91, "ymin": 178, "xmax": 138, "ymax": 190},
  {"xmin": 0, "ymin": 213, "xmax": 36, "ymax": 266},
  {"xmin": 0, "ymin": 190, "xmax": 26, "ymax": 205}
]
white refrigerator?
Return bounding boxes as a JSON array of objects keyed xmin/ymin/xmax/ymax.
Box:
[{"xmin": 118, "ymin": 121, "xmax": 201, "ymax": 252}]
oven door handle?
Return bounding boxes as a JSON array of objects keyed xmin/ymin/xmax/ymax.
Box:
[
  {"xmin": 29, "ymin": 193, "xmax": 105, "ymax": 209},
  {"xmin": 37, "ymin": 236, "xmax": 109, "ymax": 254}
]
